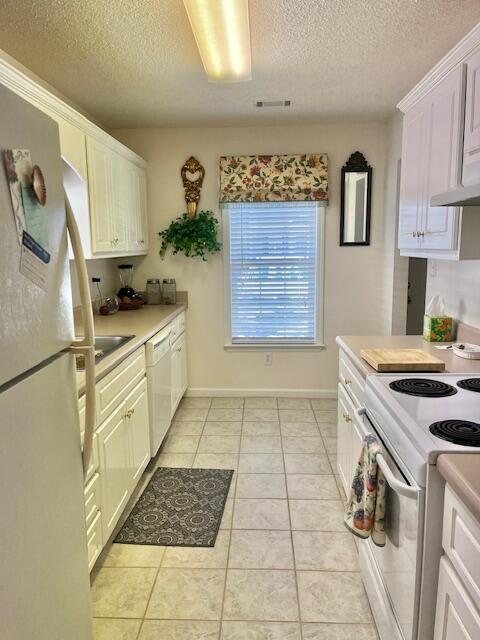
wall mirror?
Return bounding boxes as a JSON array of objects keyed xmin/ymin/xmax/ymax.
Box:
[{"xmin": 340, "ymin": 151, "xmax": 372, "ymax": 246}]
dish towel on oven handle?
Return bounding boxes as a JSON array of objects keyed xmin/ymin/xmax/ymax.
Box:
[{"xmin": 344, "ymin": 433, "xmax": 386, "ymax": 547}]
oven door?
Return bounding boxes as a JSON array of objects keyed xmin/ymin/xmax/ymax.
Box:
[{"xmin": 352, "ymin": 408, "xmax": 424, "ymax": 640}]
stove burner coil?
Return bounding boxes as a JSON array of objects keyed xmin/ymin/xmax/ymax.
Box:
[
  {"xmin": 457, "ymin": 378, "xmax": 480, "ymax": 393},
  {"xmin": 389, "ymin": 378, "xmax": 457, "ymax": 398},
  {"xmin": 429, "ymin": 420, "xmax": 480, "ymax": 447}
]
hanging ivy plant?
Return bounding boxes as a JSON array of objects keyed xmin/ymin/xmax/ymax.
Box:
[{"xmin": 158, "ymin": 210, "xmax": 222, "ymax": 261}]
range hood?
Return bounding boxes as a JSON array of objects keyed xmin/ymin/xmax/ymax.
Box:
[{"xmin": 431, "ymin": 182, "xmax": 480, "ymax": 207}]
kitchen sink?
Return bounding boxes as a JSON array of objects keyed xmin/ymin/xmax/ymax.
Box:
[{"xmin": 74, "ymin": 335, "xmax": 135, "ymax": 370}]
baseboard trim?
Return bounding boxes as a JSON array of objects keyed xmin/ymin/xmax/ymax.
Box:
[{"xmin": 186, "ymin": 387, "xmax": 337, "ymax": 398}]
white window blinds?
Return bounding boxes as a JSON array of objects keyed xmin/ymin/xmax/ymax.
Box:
[{"xmin": 226, "ymin": 201, "xmax": 320, "ymax": 344}]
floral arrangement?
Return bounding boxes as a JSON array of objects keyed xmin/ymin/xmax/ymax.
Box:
[{"xmin": 158, "ymin": 210, "xmax": 221, "ymax": 261}]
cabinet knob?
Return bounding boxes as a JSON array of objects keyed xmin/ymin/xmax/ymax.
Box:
[
  {"xmin": 412, "ymin": 231, "xmax": 417, "ymax": 237},
  {"xmin": 417, "ymin": 231, "xmax": 425, "ymax": 238},
  {"xmin": 177, "ymin": 346, "xmax": 182, "ymax": 352},
  {"xmin": 344, "ymin": 378, "xmax": 352, "ymax": 386},
  {"xmin": 139, "ymin": 239, "xmax": 145, "ymax": 244},
  {"xmin": 343, "ymin": 412, "xmax": 352, "ymax": 423},
  {"xmin": 125, "ymin": 408, "xmax": 135, "ymax": 419}
]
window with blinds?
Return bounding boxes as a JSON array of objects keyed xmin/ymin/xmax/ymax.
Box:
[{"xmin": 225, "ymin": 201, "xmax": 322, "ymax": 344}]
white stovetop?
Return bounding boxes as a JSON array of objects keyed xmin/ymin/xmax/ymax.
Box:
[{"xmin": 365, "ymin": 373, "xmax": 480, "ymax": 484}]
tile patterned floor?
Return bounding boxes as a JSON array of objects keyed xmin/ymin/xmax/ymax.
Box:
[{"xmin": 91, "ymin": 397, "xmax": 378, "ymax": 640}]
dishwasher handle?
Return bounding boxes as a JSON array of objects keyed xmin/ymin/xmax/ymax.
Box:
[{"xmin": 146, "ymin": 328, "xmax": 171, "ymax": 366}]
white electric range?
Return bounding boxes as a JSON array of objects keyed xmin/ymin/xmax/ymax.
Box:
[{"xmin": 354, "ymin": 373, "xmax": 480, "ymax": 640}]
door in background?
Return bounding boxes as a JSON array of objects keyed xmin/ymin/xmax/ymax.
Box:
[{"xmin": 406, "ymin": 257, "xmax": 427, "ymax": 335}]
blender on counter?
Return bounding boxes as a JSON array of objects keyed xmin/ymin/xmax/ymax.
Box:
[{"xmin": 117, "ymin": 264, "xmax": 144, "ymax": 310}]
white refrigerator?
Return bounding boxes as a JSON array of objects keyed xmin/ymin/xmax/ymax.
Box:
[{"xmin": 0, "ymin": 85, "xmax": 94, "ymax": 638}]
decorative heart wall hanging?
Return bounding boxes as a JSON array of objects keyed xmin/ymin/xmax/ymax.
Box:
[{"xmin": 181, "ymin": 156, "xmax": 205, "ymax": 218}]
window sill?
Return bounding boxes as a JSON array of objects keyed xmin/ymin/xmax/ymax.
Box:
[{"xmin": 224, "ymin": 343, "xmax": 326, "ymax": 352}]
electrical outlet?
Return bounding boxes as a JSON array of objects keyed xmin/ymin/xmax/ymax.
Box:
[
  {"xmin": 264, "ymin": 352, "xmax": 272, "ymax": 366},
  {"xmin": 429, "ymin": 260, "xmax": 437, "ymax": 278}
]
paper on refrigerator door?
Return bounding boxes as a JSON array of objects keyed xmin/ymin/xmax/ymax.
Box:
[
  {"xmin": 19, "ymin": 231, "xmax": 50, "ymax": 291},
  {"xmin": 3, "ymin": 149, "xmax": 51, "ymax": 290},
  {"xmin": 2, "ymin": 149, "xmax": 49, "ymax": 249}
]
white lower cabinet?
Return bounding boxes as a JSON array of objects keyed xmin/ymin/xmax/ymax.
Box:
[
  {"xmin": 434, "ymin": 557, "xmax": 480, "ymax": 639},
  {"xmin": 171, "ymin": 327, "xmax": 188, "ymax": 416},
  {"xmin": 434, "ymin": 487, "xmax": 480, "ymax": 639},
  {"xmin": 97, "ymin": 402, "xmax": 130, "ymax": 542},
  {"xmin": 125, "ymin": 378, "xmax": 150, "ymax": 491},
  {"xmin": 336, "ymin": 349, "xmax": 366, "ymax": 496},
  {"xmin": 86, "ymin": 512, "xmax": 103, "ymax": 573},
  {"xmin": 337, "ymin": 385, "xmax": 354, "ymax": 494},
  {"xmin": 337, "ymin": 383, "xmax": 364, "ymax": 496},
  {"xmin": 78, "ymin": 315, "xmax": 188, "ymax": 571},
  {"xmin": 84, "ymin": 473, "xmax": 103, "ymax": 571},
  {"xmin": 96, "ymin": 376, "xmax": 151, "ymax": 543}
]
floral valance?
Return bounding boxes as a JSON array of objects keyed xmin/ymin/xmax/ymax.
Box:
[{"xmin": 219, "ymin": 154, "xmax": 328, "ymax": 204}]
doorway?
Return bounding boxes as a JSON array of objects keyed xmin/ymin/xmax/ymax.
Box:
[{"xmin": 406, "ymin": 258, "xmax": 427, "ymax": 335}]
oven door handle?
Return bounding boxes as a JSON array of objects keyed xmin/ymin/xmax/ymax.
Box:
[
  {"xmin": 353, "ymin": 408, "xmax": 420, "ymax": 500},
  {"xmin": 376, "ymin": 453, "xmax": 419, "ymax": 499}
]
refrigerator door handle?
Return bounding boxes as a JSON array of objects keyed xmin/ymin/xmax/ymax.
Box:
[
  {"xmin": 65, "ymin": 191, "xmax": 96, "ymax": 476},
  {"xmin": 70, "ymin": 344, "xmax": 96, "ymax": 475},
  {"xmin": 65, "ymin": 192, "xmax": 94, "ymax": 348}
]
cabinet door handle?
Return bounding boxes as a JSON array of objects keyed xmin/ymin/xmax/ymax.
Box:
[
  {"xmin": 412, "ymin": 231, "xmax": 417, "ymax": 237},
  {"xmin": 343, "ymin": 412, "xmax": 352, "ymax": 423},
  {"xmin": 125, "ymin": 408, "xmax": 135, "ymax": 419},
  {"xmin": 176, "ymin": 346, "xmax": 182, "ymax": 352},
  {"xmin": 417, "ymin": 231, "xmax": 425, "ymax": 238},
  {"xmin": 344, "ymin": 378, "xmax": 352, "ymax": 386}
]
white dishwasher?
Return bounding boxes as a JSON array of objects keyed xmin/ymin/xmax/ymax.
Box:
[{"xmin": 146, "ymin": 326, "xmax": 172, "ymax": 457}]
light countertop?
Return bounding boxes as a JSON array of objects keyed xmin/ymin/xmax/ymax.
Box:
[
  {"xmin": 336, "ymin": 334, "xmax": 480, "ymax": 379},
  {"xmin": 438, "ymin": 454, "xmax": 480, "ymax": 524},
  {"xmin": 74, "ymin": 303, "xmax": 187, "ymax": 396}
]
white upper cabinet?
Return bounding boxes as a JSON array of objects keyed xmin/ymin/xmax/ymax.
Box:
[
  {"xmin": 129, "ymin": 165, "xmax": 149, "ymax": 252},
  {"xmin": 0, "ymin": 57, "xmax": 148, "ymax": 259},
  {"xmin": 398, "ymin": 102, "xmax": 429, "ymax": 250},
  {"xmin": 86, "ymin": 136, "xmax": 115, "ymax": 253},
  {"xmin": 421, "ymin": 66, "xmax": 463, "ymax": 252},
  {"xmin": 111, "ymin": 152, "xmax": 131, "ymax": 253},
  {"xmin": 114, "ymin": 155, "xmax": 149, "ymax": 253},
  {"xmin": 87, "ymin": 137, "xmax": 148, "ymax": 256},
  {"xmin": 463, "ymin": 48, "xmax": 480, "ymax": 186},
  {"xmin": 57, "ymin": 117, "xmax": 88, "ymax": 181},
  {"xmin": 397, "ymin": 28, "xmax": 480, "ymax": 260},
  {"xmin": 398, "ymin": 66, "xmax": 466, "ymax": 258}
]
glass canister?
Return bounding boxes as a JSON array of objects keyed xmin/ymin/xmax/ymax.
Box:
[
  {"xmin": 146, "ymin": 279, "xmax": 162, "ymax": 305},
  {"xmin": 162, "ymin": 278, "xmax": 177, "ymax": 305}
]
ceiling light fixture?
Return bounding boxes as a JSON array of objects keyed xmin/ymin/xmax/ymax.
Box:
[{"xmin": 183, "ymin": 0, "xmax": 252, "ymax": 83}]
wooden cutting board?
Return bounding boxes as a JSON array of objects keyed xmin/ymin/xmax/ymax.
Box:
[{"xmin": 360, "ymin": 348, "xmax": 446, "ymax": 372}]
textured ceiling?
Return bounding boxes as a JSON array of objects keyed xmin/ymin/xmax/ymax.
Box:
[{"xmin": 1, "ymin": 1, "xmax": 480, "ymax": 127}]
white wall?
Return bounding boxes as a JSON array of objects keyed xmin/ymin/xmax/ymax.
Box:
[
  {"xmin": 112, "ymin": 122, "xmax": 391, "ymax": 394},
  {"xmin": 381, "ymin": 111, "xmax": 409, "ymax": 335},
  {"xmin": 69, "ymin": 258, "xmax": 118, "ymax": 309},
  {"xmin": 426, "ymin": 260, "xmax": 480, "ymax": 329}
]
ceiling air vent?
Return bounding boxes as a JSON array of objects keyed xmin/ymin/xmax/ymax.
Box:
[{"xmin": 256, "ymin": 100, "xmax": 292, "ymax": 108}]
